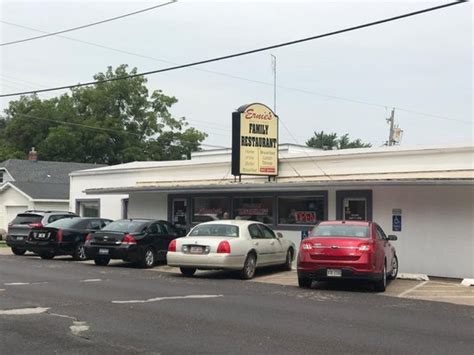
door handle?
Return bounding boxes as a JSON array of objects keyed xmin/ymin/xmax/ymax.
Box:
[{"xmin": 253, "ymin": 242, "xmax": 259, "ymax": 246}]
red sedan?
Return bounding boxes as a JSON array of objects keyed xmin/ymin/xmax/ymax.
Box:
[{"xmin": 297, "ymin": 220, "xmax": 398, "ymax": 292}]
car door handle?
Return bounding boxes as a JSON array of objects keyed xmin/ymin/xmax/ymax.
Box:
[{"xmin": 253, "ymin": 242, "xmax": 259, "ymax": 246}]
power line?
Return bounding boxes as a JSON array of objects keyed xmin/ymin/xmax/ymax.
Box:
[
  {"xmin": 0, "ymin": 0, "xmax": 466, "ymax": 99},
  {"xmin": 0, "ymin": 0, "xmax": 176, "ymax": 47}
]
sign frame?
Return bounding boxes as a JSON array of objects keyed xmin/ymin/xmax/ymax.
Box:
[{"xmin": 231, "ymin": 103, "xmax": 279, "ymax": 177}]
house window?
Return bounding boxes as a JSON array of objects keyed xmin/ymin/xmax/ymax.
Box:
[
  {"xmin": 233, "ymin": 197, "xmax": 273, "ymax": 224},
  {"xmin": 278, "ymin": 196, "xmax": 326, "ymax": 225},
  {"xmin": 76, "ymin": 199, "xmax": 100, "ymax": 217}
]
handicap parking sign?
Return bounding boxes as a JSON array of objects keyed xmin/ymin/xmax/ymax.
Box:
[{"xmin": 392, "ymin": 215, "xmax": 402, "ymax": 232}]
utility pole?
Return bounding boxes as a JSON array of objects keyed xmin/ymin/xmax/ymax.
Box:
[
  {"xmin": 386, "ymin": 108, "xmax": 395, "ymax": 146},
  {"xmin": 271, "ymin": 54, "xmax": 277, "ymax": 113}
]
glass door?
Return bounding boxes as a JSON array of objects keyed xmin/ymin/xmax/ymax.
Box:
[
  {"xmin": 172, "ymin": 199, "xmax": 188, "ymax": 229},
  {"xmin": 343, "ymin": 198, "xmax": 367, "ymax": 221}
]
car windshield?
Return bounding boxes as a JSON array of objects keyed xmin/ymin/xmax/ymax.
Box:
[
  {"xmin": 311, "ymin": 225, "xmax": 369, "ymax": 238},
  {"xmin": 11, "ymin": 214, "xmax": 42, "ymax": 225},
  {"xmin": 101, "ymin": 220, "xmax": 146, "ymax": 233},
  {"xmin": 45, "ymin": 217, "xmax": 81, "ymax": 229},
  {"xmin": 189, "ymin": 224, "xmax": 239, "ymax": 237}
]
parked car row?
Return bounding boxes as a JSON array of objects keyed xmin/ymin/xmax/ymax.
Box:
[{"xmin": 5, "ymin": 210, "xmax": 398, "ymax": 292}]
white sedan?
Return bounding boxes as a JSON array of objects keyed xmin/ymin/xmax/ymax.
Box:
[{"xmin": 167, "ymin": 220, "xmax": 295, "ymax": 279}]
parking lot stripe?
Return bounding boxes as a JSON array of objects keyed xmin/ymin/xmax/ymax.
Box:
[
  {"xmin": 398, "ymin": 281, "xmax": 428, "ymax": 298},
  {"xmin": 112, "ymin": 294, "xmax": 223, "ymax": 304}
]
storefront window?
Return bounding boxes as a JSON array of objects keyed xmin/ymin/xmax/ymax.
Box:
[
  {"xmin": 192, "ymin": 197, "xmax": 230, "ymax": 223},
  {"xmin": 76, "ymin": 200, "xmax": 100, "ymax": 217},
  {"xmin": 278, "ymin": 196, "xmax": 325, "ymax": 225},
  {"xmin": 233, "ymin": 197, "xmax": 273, "ymax": 224}
]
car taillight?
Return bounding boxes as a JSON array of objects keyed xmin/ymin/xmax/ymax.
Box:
[
  {"xmin": 217, "ymin": 241, "xmax": 231, "ymax": 254},
  {"xmin": 122, "ymin": 234, "xmax": 137, "ymax": 245},
  {"xmin": 168, "ymin": 239, "xmax": 177, "ymax": 252},
  {"xmin": 85, "ymin": 233, "xmax": 92, "ymax": 241},
  {"xmin": 359, "ymin": 243, "xmax": 373, "ymax": 252},
  {"xmin": 56, "ymin": 229, "xmax": 63, "ymax": 243},
  {"xmin": 29, "ymin": 222, "xmax": 43, "ymax": 228},
  {"xmin": 302, "ymin": 242, "xmax": 312, "ymax": 250}
]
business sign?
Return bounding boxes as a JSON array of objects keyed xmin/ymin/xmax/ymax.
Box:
[
  {"xmin": 295, "ymin": 211, "xmax": 317, "ymax": 224},
  {"xmin": 232, "ymin": 103, "xmax": 278, "ymax": 176}
]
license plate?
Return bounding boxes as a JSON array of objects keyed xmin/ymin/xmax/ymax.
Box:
[
  {"xmin": 99, "ymin": 248, "xmax": 109, "ymax": 255},
  {"xmin": 38, "ymin": 233, "xmax": 46, "ymax": 239},
  {"xmin": 327, "ymin": 269, "xmax": 342, "ymax": 277},
  {"xmin": 190, "ymin": 246, "xmax": 203, "ymax": 254},
  {"xmin": 16, "ymin": 236, "xmax": 24, "ymax": 241}
]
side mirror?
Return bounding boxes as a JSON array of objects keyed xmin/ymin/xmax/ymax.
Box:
[
  {"xmin": 387, "ymin": 235, "xmax": 398, "ymax": 241},
  {"xmin": 276, "ymin": 232, "xmax": 283, "ymax": 239}
]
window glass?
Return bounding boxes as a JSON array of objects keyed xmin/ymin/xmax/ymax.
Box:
[
  {"xmin": 311, "ymin": 225, "xmax": 369, "ymax": 238},
  {"xmin": 375, "ymin": 225, "xmax": 386, "ymax": 240},
  {"xmin": 189, "ymin": 224, "xmax": 239, "ymax": 237},
  {"xmin": 248, "ymin": 224, "xmax": 263, "ymax": 239},
  {"xmin": 278, "ymin": 196, "xmax": 325, "ymax": 225},
  {"xmin": 161, "ymin": 222, "xmax": 177, "ymax": 235},
  {"xmin": 77, "ymin": 200, "xmax": 99, "ymax": 217},
  {"xmin": 233, "ymin": 197, "xmax": 273, "ymax": 224},
  {"xmin": 192, "ymin": 197, "xmax": 230, "ymax": 223},
  {"xmin": 258, "ymin": 224, "xmax": 276, "ymax": 239},
  {"xmin": 46, "ymin": 217, "xmax": 80, "ymax": 229},
  {"xmin": 102, "ymin": 220, "xmax": 146, "ymax": 233},
  {"xmin": 87, "ymin": 220, "xmax": 102, "ymax": 230},
  {"xmin": 11, "ymin": 214, "xmax": 42, "ymax": 225},
  {"xmin": 48, "ymin": 214, "xmax": 72, "ymax": 223}
]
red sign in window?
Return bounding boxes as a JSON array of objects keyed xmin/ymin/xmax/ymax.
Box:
[{"xmin": 295, "ymin": 211, "xmax": 316, "ymax": 224}]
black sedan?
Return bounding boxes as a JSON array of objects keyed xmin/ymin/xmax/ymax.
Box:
[
  {"xmin": 26, "ymin": 217, "xmax": 112, "ymax": 260},
  {"xmin": 84, "ymin": 219, "xmax": 185, "ymax": 268}
]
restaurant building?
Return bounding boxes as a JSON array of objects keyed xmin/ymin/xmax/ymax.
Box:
[{"xmin": 69, "ymin": 143, "xmax": 474, "ymax": 279}]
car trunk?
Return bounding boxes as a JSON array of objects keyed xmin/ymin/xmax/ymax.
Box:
[
  {"xmin": 180, "ymin": 236, "xmax": 231, "ymax": 254},
  {"xmin": 91, "ymin": 231, "xmax": 130, "ymax": 246},
  {"xmin": 306, "ymin": 237, "xmax": 370, "ymax": 261},
  {"xmin": 8, "ymin": 214, "xmax": 43, "ymax": 238},
  {"xmin": 29, "ymin": 227, "xmax": 59, "ymax": 243}
]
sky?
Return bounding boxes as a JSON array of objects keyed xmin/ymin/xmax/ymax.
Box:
[{"xmin": 0, "ymin": 0, "xmax": 472, "ymax": 150}]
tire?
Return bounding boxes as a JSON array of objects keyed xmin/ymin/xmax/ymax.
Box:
[
  {"xmin": 40, "ymin": 252, "xmax": 55, "ymax": 260},
  {"xmin": 388, "ymin": 255, "xmax": 398, "ymax": 280},
  {"xmin": 180, "ymin": 267, "xmax": 197, "ymax": 277},
  {"xmin": 240, "ymin": 253, "xmax": 257, "ymax": 280},
  {"xmin": 11, "ymin": 247, "xmax": 26, "ymax": 256},
  {"xmin": 139, "ymin": 247, "xmax": 156, "ymax": 268},
  {"xmin": 94, "ymin": 257, "xmax": 110, "ymax": 266},
  {"xmin": 73, "ymin": 242, "xmax": 87, "ymax": 261},
  {"xmin": 298, "ymin": 276, "xmax": 312, "ymax": 288},
  {"xmin": 374, "ymin": 263, "xmax": 387, "ymax": 292},
  {"xmin": 283, "ymin": 249, "xmax": 293, "ymax": 271}
]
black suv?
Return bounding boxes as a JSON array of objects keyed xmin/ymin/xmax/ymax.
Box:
[{"xmin": 6, "ymin": 210, "xmax": 78, "ymax": 255}]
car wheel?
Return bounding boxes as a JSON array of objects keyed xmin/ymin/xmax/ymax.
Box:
[
  {"xmin": 240, "ymin": 253, "xmax": 257, "ymax": 280},
  {"xmin": 40, "ymin": 252, "xmax": 55, "ymax": 260},
  {"xmin": 298, "ymin": 276, "xmax": 312, "ymax": 288},
  {"xmin": 140, "ymin": 247, "xmax": 156, "ymax": 268},
  {"xmin": 283, "ymin": 249, "xmax": 293, "ymax": 271},
  {"xmin": 388, "ymin": 255, "xmax": 398, "ymax": 280},
  {"xmin": 94, "ymin": 257, "xmax": 110, "ymax": 266},
  {"xmin": 73, "ymin": 242, "xmax": 87, "ymax": 261},
  {"xmin": 374, "ymin": 263, "xmax": 387, "ymax": 292},
  {"xmin": 180, "ymin": 267, "xmax": 197, "ymax": 277},
  {"xmin": 11, "ymin": 247, "xmax": 26, "ymax": 256}
]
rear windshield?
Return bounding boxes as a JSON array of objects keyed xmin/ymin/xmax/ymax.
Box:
[
  {"xmin": 101, "ymin": 220, "xmax": 146, "ymax": 233},
  {"xmin": 46, "ymin": 217, "xmax": 82, "ymax": 229},
  {"xmin": 11, "ymin": 214, "xmax": 42, "ymax": 225},
  {"xmin": 311, "ymin": 225, "xmax": 369, "ymax": 238},
  {"xmin": 189, "ymin": 224, "xmax": 239, "ymax": 237}
]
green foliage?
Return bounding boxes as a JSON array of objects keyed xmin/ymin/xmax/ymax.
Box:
[
  {"xmin": 306, "ymin": 131, "xmax": 371, "ymax": 150},
  {"xmin": 0, "ymin": 65, "xmax": 207, "ymax": 164}
]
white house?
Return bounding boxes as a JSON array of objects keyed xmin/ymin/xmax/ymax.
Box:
[
  {"xmin": 69, "ymin": 144, "xmax": 474, "ymax": 279},
  {"xmin": 0, "ymin": 152, "xmax": 103, "ymax": 236}
]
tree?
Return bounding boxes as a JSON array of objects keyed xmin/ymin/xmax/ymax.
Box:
[
  {"xmin": 0, "ymin": 65, "xmax": 207, "ymax": 164},
  {"xmin": 306, "ymin": 131, "xmax": 371, "ymax": 150}
]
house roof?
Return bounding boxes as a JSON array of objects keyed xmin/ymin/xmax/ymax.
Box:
[{"xmin": 0, "ymin": 159, "xmax": 104, "ymax": 200}]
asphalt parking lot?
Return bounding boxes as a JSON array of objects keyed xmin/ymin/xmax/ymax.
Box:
[{"xmin": 1, "ymin": 247, "xmax": 472, "ymax": 306}]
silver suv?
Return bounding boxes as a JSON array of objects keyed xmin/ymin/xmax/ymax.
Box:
[{"xmin": 6, "ymin": 210, "xmax": 78, "ymax": 255}]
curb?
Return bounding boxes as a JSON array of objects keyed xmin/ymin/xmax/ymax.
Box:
[{"xmin": 397, "ymin": 273, "xmax": 430, "ymax": 281}]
